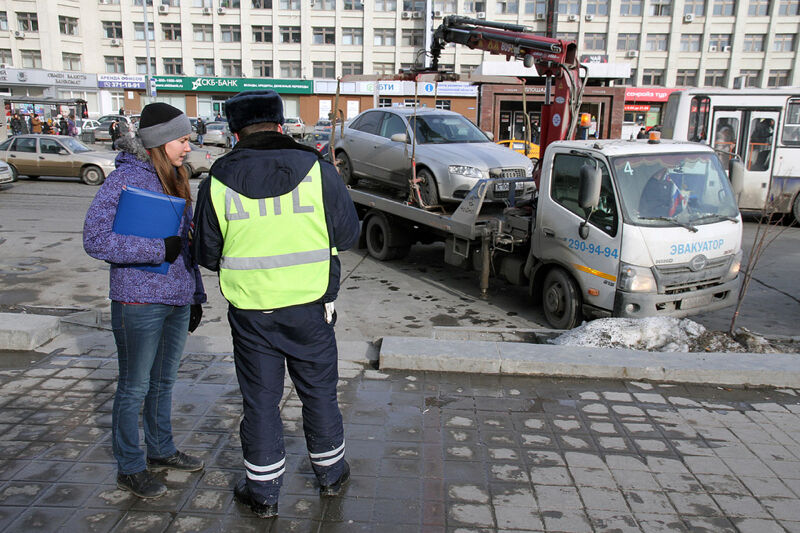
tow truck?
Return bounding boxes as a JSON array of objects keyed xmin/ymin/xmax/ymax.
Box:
[{"xmin": 334, "ymin": 16, "xmax": 745, "ymax": 329}]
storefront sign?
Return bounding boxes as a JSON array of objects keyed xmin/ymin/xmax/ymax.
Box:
[
  {"xmin": 358, "ymin": 81, "xmax": 404, "ymax": 95},
  {"xmin": 580, "ymin": 54, "xmax": 609, "ymax": 63},
  {"xmin": 98, "ymin": 74, "xmax": 147, "ymax": 90},
  {"xmin": 625, "ymin": 104, "xmax": 651, "ymax": 112},
  {"xmin": 0, "ymin": 68, "xmax": 96, "ymax": 88},
  {"xmin": 419, "ymin": 82, "xmax": 478, "ymax": 97},
  {"xmin": 625, "ymin": 87, "xmax": 679, "ymax": 102},
  {"xmin": 153, "ymin": 76, "xmax": 313, "ymax": 94}
]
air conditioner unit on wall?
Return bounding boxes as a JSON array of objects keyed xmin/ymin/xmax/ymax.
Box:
[
  {"xmin": 723, "ymin": 45, "xmax": 731, "ymax": 51},
  {"xmin": 13, "ymin": 30, "xmax": 24, "ymax": 39},
  {"xmin": 626, "ymin": 49, "xmax": 638, "ymax": 57},
  {"xmin": 202, "ymin": 7, "xmax": 212, "ymax": 14},
  {"xmin": 684, "ymin": 13, "xmax": 694, "ymax": 22},
  {"xmin": 585, "ymin": 14, "xmax": 594, "ymax": 21},
  {"xmin": 110, "ymin": 38, "xmax": 121, "ymax": 46},
  {"xmin": 157, "ymin": 4, "xmax": 169, "ymax": 13},
  {"xmin": 709, "ymin": 44, "xmax": 718, "ymax": 51},
  {"xmin": 412, "ymin": 11, "xmax": 422, "ymax": 18},
  {"xmin": 567, "ymin": 13, "xmax": 578, "ymax": 21},
  {"xmin": 217, "ymin": 6, "xmax": 226, "ymax": 14},
  {"xmin": 433, "ymin": 10, "xmax": 442, "ymax": 17},
  {"xmin": 535, "ymin": 13, "xmax": 545, "ymax": 20},
  {"xmin": 99, "ymin": 0, "xmax": 110, "ymax": 4},
  {"xmin": 476, "ymin": 11, "xmax": 486, "ymax": 19},
  {"xmin": 401, "ymin": 11, "xmax": 411, "ymax": 19}
]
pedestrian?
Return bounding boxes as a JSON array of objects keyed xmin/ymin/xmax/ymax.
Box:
[
  {"xmin": 58, "ymin": 115, "xmax": 68, "ymax": 136},
  {"xmin": 215, "ymin": 112, "xmax": 222, "ymax": 121},
  {"xmin": 68, "ymin": 115, "xmax": 78, "ymax": 137},
  {"xmin": 42, "ymin": 119, "xmax": 52, "ymax": 135},
  {"xmin": 119, "ymin": 107, "xmax": 125, "ymax": 116},
  {"xmin": 31, "ymin": 114, "xmax": 42, "ymax": 134},
  {"xmin": 195, "ymin": 117, "xmax": 206, "ymax": 147},
  {"xmin": 10, "ymin": 113, "xmax": 23, "ymax": 136},
  {"xmin": 637, "ymin": 127, "xmax": 648, "ymax": 139},
  {"xmin": 227, "ymin": 123, "xmax": 237, "ymax": 148},
  {"xmin": 82, "ymin": 102, "xmax": 207, "ymax": 499},
  {"xmin": 191, "ymin": 90, "xmax": 359, "ymax": 519},
  {"xmin": 109, "ymin": 120, "xmax": 121, "ymax": 149}
]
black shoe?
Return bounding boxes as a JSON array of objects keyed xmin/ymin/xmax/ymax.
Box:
[
  {"xmin": 117, "ymin": 470, "xmax": 167, "ymax": 499},
  {"xmin": 147, "ymin": 450, "xmax": 204, "ymax": 472},
  {"xmin": 319, "ymin": 461, "xmax": 350, "ymax": 497},
  {"xmin": 233, "ymin": 478, "xmax": 278, "ymax": 519}
]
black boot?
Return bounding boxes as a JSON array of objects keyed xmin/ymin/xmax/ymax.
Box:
[
  {"xmin": 319, "ymin": 461, "xmax": 350, "ymax": 497},
  {"xmin": 233, "ymin": 478, "xmax": 278, "ymax": 519},
  {"xmin": 147, "ymin": 450, "xmax": 204, "ymax": 472},
  {"xmin": 116, "ymin": 470, "xmax": 167, "ymax": 499}
]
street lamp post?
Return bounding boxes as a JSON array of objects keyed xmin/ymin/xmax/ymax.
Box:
[{"xmin": 143, "ymin": 1, "xmax": 155, "ymax": 99}]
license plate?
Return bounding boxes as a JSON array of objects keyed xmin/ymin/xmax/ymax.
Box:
[
  {"xmin": 680, "ymin": 294, "xmax": 713, "ymax": 309},
  {"xmin": 494, "ymin": 182, "xmax": 524, "ymax": 192}
]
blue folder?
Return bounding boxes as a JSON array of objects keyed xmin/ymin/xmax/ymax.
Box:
[{"xmin": 112, "ymin": 186, "xmax": 186, "ymax": 274}]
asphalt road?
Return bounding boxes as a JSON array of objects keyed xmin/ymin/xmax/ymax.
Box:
[{"xmin": 0, "ymin": 178, "xmax": 798, "ymax": 342}]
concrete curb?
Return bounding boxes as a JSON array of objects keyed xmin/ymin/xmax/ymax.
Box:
[
  {"xmin": 379, "ymin": 336, "xmax": 800, "ymax": 388},
  {"xmin": 0, "ymin": 312, "xmax": 60, "ymax": 351}
]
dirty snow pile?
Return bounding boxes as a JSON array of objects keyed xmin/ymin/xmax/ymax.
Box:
[{"xmin": 549, "ymin": 317, "xmax": 747, "ymax": 353}]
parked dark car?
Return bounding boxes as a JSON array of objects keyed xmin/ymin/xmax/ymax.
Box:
[{"xmin": 299, "ymin": 131, "xmax": 331, "ymax": 152}]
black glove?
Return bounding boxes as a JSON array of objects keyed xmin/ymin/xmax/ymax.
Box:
[
  {"xmin": 164, "ymin": 236, "xmax": 181, "ymax": 263},
  {"xmin": 188, "ymin": 304, "xmax": 203, "ymax": 333}
]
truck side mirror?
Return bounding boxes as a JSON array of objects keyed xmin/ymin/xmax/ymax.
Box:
[
  {"xmin": 483, "ymin": 130, "xmax": 494, "ymax": 141},
  {"xmin": 578, "ymin": 164, "xmax": 602, "ymax": 209},
  {"xmin": 729, "ymin": 159, "xmax": 744, "ymax": 196},
  {"xmin": 390, "ymin": 133, "xmax": 408, "ymax": 143}
]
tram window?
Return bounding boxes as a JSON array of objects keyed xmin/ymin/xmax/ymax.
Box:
[
  {"xmin": 747, "ymin": 118, "xmax": 774, "ymax": 171},
  {"xmin": 688, "ymin": 96, "xmax": 710, "ymax": 142},
  {"xmin": 782, "ymin": 98, "xmax": 800, "ymax": 146}
]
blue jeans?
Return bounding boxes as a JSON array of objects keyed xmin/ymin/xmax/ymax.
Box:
[
  {"xmin": 197, "ymin": 134, "xmax": 204, "ymax": 146},
  {"xmin": 111, "ymin": 302, "xmax": 190, "ymax": 474}
]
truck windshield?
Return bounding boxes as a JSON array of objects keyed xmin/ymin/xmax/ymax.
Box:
[
  {"xmin": 409, "ymin": 115, "xmax": 489, "ymax": 144},
  {"xmin": 611, "ymin": 152, "xmax": 739, "ymax": 227}
]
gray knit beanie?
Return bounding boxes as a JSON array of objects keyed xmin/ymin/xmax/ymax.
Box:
[{"xmin": 138, "ymin": 103, "xmax": 192, "ymax": 149}]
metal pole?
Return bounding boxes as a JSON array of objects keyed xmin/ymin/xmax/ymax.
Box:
[
  {"xmin": 480, "ymin": 233, "xmax": 490, "ymax": 299},
  {"xmin": 143, "ymin": 1, "xmax": 153, "ymax": 101}
]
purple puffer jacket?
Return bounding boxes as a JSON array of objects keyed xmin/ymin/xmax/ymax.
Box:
[{"xmin": 83, "ymin": 136, "xmax": 206, "ymax": 306}]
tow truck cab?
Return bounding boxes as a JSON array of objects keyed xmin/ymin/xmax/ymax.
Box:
[{"xmin": 528, "ymin": 139, "xmax": 743, "ymax": 329}]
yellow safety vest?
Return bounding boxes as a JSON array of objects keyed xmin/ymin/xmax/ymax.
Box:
[{"xmin": 210, "ymin": 161, "xmax": 334, "ymax": 310}]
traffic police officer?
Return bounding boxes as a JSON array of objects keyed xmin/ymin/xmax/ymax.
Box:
[{"xmin": 191, "ymin": 90, "xmax": 359, "ymax": 519}]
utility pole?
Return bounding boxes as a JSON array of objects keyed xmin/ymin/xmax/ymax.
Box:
[{"xmin": 143, "ymin": 1, "xmax": 155, "ymax": 100}]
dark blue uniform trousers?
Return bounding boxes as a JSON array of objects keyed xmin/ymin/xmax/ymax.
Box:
[{"xmin": 228, "ymin": 303, "xmax": 345, "ymax": 505}]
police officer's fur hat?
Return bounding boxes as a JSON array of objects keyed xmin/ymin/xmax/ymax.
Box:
[{"xmin": 224, "ymin": 90, "xmax": 285, "ymax": 133}]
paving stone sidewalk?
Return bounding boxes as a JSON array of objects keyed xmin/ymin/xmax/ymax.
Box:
[{"xmin": 0, "ymin": 344, "xmax": 799, "ymax": 532}]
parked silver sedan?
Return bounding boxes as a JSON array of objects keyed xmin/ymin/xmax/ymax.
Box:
[
  {"xmin": 0, "ymin": 135, "xmax": 117, "ymax": 185},
  {"xmin": 203, "ymin": 122, "xmax": 230, "ymax": 147},
  {"xmin": 333, "ymin": 108, "xmax": 534, "ymax": 204},
  {"xmin": 0, "ymin": 160, "xmax": 13, "ymax": 187},
  {"xmin": 183, "ymin": 143, "xmax": 223, "ymax": 179}
]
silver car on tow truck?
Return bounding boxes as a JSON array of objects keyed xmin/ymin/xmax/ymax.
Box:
[{"xmin": 333, "ymin": 107, "xmax": 534, "ymax": 205}]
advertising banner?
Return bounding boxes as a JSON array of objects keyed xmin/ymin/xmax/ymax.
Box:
[
  {"xmin": 98, "ymin": 74, "xmax": 147, "ymax": 90},
  {"xmin": 154, "ymin": 76, "xmax": 313, "ymax": 94}
]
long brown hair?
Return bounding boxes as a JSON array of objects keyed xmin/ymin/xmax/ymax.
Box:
[{"xmin": 149, "ymin": 145, "xmax": 192, "ymax": 209}]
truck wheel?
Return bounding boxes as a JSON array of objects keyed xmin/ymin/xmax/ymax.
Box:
[
  {"xmin": 793, "ymin": 193, "xmax": 800, "ymax": 225},
  {"xmin": 337, "ymin": 152, "xmax": 358, "ymax": 187},
  {"xmin": 365, "ymin": 214, "xmax": 403, "ymax": 261},
  {"xmin": 417, "ymin": 168, "xmax": 439, "ymax": 206},
  {"xmin": 542, "ymin": 268, "xmax": 582, "ymax": 330},
  {"xmin": 81, "ymin": 165, "xmax": 105, "ymax": 186}
]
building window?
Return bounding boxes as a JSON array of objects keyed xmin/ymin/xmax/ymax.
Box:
[
  {"xmin": 767, "ymin": 69, "xmax": 791, "ymax": 86},
  {"xmin": 253, "ymin": 60, "xmax": 272, "ymax": 76},
  {"xmin": 557, "ymin": 32, "xmax": 577, "ymax": 41},
  {"xmin": 739, "ymin": 69, "xmax": 760, "ymax": 87},
  {"xmin": 374, "ymin": 29, "xmax": 396, "ymax": 46},
  {"xmin": 102, "ymin": 21, "xmax": 123, "ymax": 39},
  {"xmin": 220, "ymin": 0, "xmax": 241, "ymax": 7},
  {"xmin": 344, "ymin": 0, "xmax": 364, "ymax": 9},
  {"xmin": 136, "ymin": 56, "xmax": 156, "ymax": 74},
  {"xmin": 17, "ymin": 12, "xmax": 38, "ymax": 32},
  {"xmin": 464, "ymin": 1, "xmax": 486, "ymax": 11},
  {"xmin": 59, "ymin": 16, "xmax": 78, "ymax": 36},
  {"xmin": 221, "ymin": 25, "xmax": 241, "ymax": 42},
  {"xmin": 773, "ymin": 34, "xmax": 796, "ymax": 52},
  {"xmin": 0, "ymin": 49, "xmax": 12, "ymax": 65},
  {"xmin": 617, "ymin": 33, "xmax": 639, "ymax": 50},
  {"xmin": 105, "ymin": 55, "xmax": 125, "ymax": 73},
  {"xmin": 778, "ymin": 0, "xmax": 799, "ymax": 14},
  {"xmin": 62, "ymin": 52, "xmax": 82, "ymax": 71},
  {"xmin": 642, "ymin": 68, "xmax": 664, "ymax": 85},
  {"xmin": 645, "ymin": 34, "xmax": 668, "ymax": 51},
  {"xmin": 378, "ymin": 97, "xmax": 392, "ymax": 107},
  {"xmin": 404, "ymin": 0, "xmax": 426, "ymax": 10},
  {"xmin": 280, "ymin": 0, "xmax": 300, "ymax": 7},
  {"xmin": 161, "ymin": 0, "xmax": 181, "ymax": 6},
  {"xmin": 748, "ymin": 0, "xmax": 769, "ymax": 14},
  {"xmin": 684, "ymin": 0, "xmax": 705, "ymax": 15},
  {"xmin": 374, "ymin": 62, "xmax": 395, "ymax": 74},
  {"xmin": 460, "ymin": 64, "xmax": 478, "ymax": 76},
  {"xmin": 433, "ymin": 0, "xmax": 458, "ymax": 10},
  {"xmin": 163, "ymin": 58, "xmax": 183, "ymax": 74},
  {"xmin": 342, "ymin": 62, "xmax": 363, "ymax": 75},
  {"xmin": 619, "ymin": 0, "xmax": 642, "ymax": 15},
  {"xmin": 194, "ymin": 24, "xmax": 213, "ymax": 41},
  {"xmin": 649, "ymin": 0, "xmax": 671, "ymax": 15},
  {"xmin": 134, "ymin": 22, "xmax": 155, "ymax": 41},
  {"xmin": 280, "ymin": 60, "xmax": 301, "ymax": 78},
  {"xmin": 193, "ymin": 0, "xmax": 212, "ymax": 5},
  {"xmin": 743, "ymin": 34, "xmax": 764, "ymax": 52},
  {"xmin": 375, "ymin": 0, "xmax": 397, "ymax": 10},
  {"xmin": 496, "ymin": 1, "xmax": 519, "ymax": 13},
  {"xmin": 313, "ymin": 27, "xmax": 335, "ymax": 45},
  {"xmin": 704, "ymin": 69, "xmax": 727, "ymax": 86},
  {"xmin": 312, "ymin": 0, "xmax": 336, "ymax": 9},
  {"xmin": 342, "ymin": 28, "xmax": 363, "ymax": 45},
  {"xmin": 222, "ymin": 59, "xmax": 242, "ymax": 76},
  {"xmin": 558, "ymin": 0, "xmax": 580, "ymax": 14},
  {"xmin": 623, "ymin": 68, "xmax": 637, "ymax": 86},
  {"xmin": 313, "ymin": 61, "xmax": 335, "ymax": 78},
  {"xmin": 21, "ymin": 50, "xmax": 42, "ymax": 68},
  {"xmin": 401, "ymin": 29, "xmax": 424, "ymax": 47},
  {"xmin": 195, "ymin": 59, "xmax": 214, "ymax": 76},
  {"xmin": 252, "ymin": 25, "xmax": 272, "ymax": 42},
  {"xmin": 585, "ymin": 0, "xmax": 609, "ymax": 14},
  {"xmin": 709, "ymin": 34, "xmax": 731, "ymax": 49},
  {"xmin": 584, "ymin": 33, "xmax": 606, "ymax": 50},
  {"xmin": 675, "ymin": 69, "xmax": 697, "ymax": 85},
  {"xmin": 280, "ymin": 26, "xmax": 301, "ymax": 43},
  {"xmin": 524, "ymin": 0, "xmax": 547, "ymax": 14},
  {"xmin": 680, "ymin": 34, "xmax": 702, "ymax": 52},
  {"xmin": 435, "ymin": 99, "xmax": 451, "ymax": 110},
  {"xmin": 0, "ymin": 12, "xmax": 7, "ymax": 31},
  {"xmin": 162, "ymin": 23, "xmax": 181, "ymax": 41},
  {"xmin": 251, "ymin": 0, "xmax": 272, "ymax": 7},
  {"xmin": 712, "ymin": 0, "xmax": 735, "ymax": 15}
]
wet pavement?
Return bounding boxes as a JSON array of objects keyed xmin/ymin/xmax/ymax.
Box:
[{"xmin": 0, "ymin": 340, "xmax": 799, "ymax": 532}]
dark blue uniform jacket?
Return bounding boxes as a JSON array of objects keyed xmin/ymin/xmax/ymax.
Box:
[{"xmin": 192, "ymin": 131, "xmax": 359, "ymax": 306}]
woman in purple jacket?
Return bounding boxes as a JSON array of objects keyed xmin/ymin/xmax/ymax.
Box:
[{"xmin": 83, "ymin": 103, "xmax": 207, "ymax": 499}]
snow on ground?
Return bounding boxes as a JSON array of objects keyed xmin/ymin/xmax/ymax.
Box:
[{"xmin": 549, "ymin": 317, "xmax": 747, "ymax": 353}]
